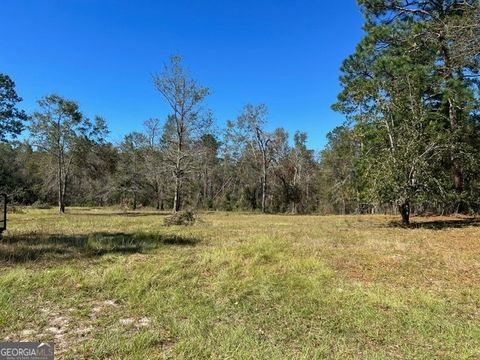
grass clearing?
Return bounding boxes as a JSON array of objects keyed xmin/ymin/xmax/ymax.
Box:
[{"xmin": 0, "ymin": 208, "xmax": 479, "ymax": 359}]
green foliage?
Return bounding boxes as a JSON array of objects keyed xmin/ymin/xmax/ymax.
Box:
[
  {"xmin": 29, "ymin": 94, "xmax": 109, "ymax": 212},
  {"xmin": 332, "ymin": 0, "xmax": 480, "ymax": 219},
  {"xmin": 0, "ymin": 73, "xmax": 28, "ymax": 142},
  {"xmin": 0, "ymin": 142, "xmax": 42, "ymax": 203},
  {"xmin": 318, "ymin": 126, "xmax": 361, "ymax": 214}
]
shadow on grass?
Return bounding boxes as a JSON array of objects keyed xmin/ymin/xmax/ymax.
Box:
[
  {"xmin": 388, "ymin": 217, "xmax": 480, "ymax": 230},
  {"xmin": 0, "ymin": 232, "xmax": 199, "ymax": 264}
]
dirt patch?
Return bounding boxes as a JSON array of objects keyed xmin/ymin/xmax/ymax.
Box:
[
  {"xmin": 4, "ymin": 298, "xmax": 150, "ymax": 355},
  {"xmin": 119, "ymin": 316, "xmax": 151, "ymax": 327}
]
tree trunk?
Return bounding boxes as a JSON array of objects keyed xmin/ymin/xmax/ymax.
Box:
[
  {"xmin": 155, "ymin": 184, "xmax": 162, "ymax": 210},
  {"xmin": 452, "ymin": 157, "xmax": 462, "ymax": 191},
  {"xmin": 58, "ymin": 157, "xmax": 64, "ymax": 213},
  {"xmin": 261, "ymin": 161, "xmax": 267, "ymax": 213},
  {"xmin": 203, "ymin": 164, "xmax": 208, "ymax": 207},
  {"xmin": 58, "ymin": 188, "xmax": 64, "ymax": 213},
  {"xmin": 173, "ymin": 175, "xmax": 180, "ymax": 213},
  {"xmin": 159, "ymin": 187, "xmax": 164, "ymax": 210},
  {"xmin": 62, "ymin": 174, "xmax": 68, "ymax": 212},
  {"xmin": 132, "ymin": 192, "xmax": 137, "ymax": 210},
  {"xmin": 173, "ymin": 130, "xmax": 182, "ymax": 214},
  {"xmin": 292, "ymin": 166, "xmax": 298, "ymax": 214},
  {"xmin": 448, "ymin": 97, "xmax": 463, "ymax": 192},
  {"xmin": 441, "ymin": 39, "xmax": 463, "ymax": 194},
  {"xmin": 399, "ymin": 201, "xmax": 410, "ymax": 226},
  {"xmin": 58, "ymin": 179, "xmax": 67, "ymax": 213}
]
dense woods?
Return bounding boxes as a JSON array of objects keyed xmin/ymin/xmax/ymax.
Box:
[{"xmin": 1, "ymin": 1, "xmax": 479, "ymax": 223}]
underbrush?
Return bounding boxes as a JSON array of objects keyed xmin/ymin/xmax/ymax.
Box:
[{"xmin": 163, "ymin": 210, "xmax": 198, "ymax": 226}]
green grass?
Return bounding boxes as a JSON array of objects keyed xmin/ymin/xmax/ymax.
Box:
[{"xmin": 1, "ymin": 208, "xmax": 479, "ymax": 359}]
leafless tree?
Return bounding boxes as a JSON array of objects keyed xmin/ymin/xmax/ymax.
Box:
[{"xmin": 153, "ymin": 55, "xmax": 210, "ymax": 212}]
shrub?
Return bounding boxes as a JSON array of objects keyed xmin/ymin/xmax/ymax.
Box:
[
  {"xmin": 164, "ymin": 211, "xmax": 197, "ymax": 226},
  {"xmin": 31, "ymin": 201, "xmax": 52, "ymax": 209},
  {"xmin": 9, "ymin": 206, "xmax": 26, "ymax": 214}
]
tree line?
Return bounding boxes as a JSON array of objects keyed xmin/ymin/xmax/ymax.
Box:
[
  {"xmin": 1, "ymin": 1, "xmax": 479, "ymax": 223},
  {"xmin": 0, "ymin": 56, "xmax": 320, "ymax": 215}
]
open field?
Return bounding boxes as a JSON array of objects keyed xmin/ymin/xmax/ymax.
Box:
[{"xmin": 0, "ymin": 208, "xmax": 479, "ymax": 359}]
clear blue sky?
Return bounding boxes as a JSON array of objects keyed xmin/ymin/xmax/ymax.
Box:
[{"xmin": 1, "ymin": 0, "xmax": 364, "ymax": 149}]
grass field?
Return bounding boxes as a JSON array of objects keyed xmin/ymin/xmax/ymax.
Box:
[{"xmin": 0, "ymin": 208, "xmax": 479, "ymax": 359}]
